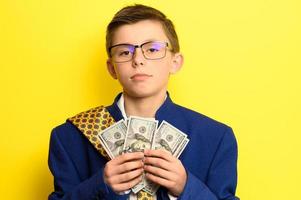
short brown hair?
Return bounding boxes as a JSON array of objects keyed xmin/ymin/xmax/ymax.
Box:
[{"xmin": 106, "ymin": 4, "xmax": 180, "ymax": 57}]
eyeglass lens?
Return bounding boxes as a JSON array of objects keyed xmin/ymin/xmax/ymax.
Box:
[{"xmin": 110, "ymin": 41, "xmax": 167, "ymax": 62}]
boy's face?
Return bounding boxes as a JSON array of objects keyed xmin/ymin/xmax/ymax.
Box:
[{"xmin": 107, "ymin": 20, "xmax": 183, "ymax": 98}]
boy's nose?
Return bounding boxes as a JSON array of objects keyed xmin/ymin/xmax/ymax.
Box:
[{"xmin": 132, "ymin": 48, "xmax": 145, "ymax": 67}]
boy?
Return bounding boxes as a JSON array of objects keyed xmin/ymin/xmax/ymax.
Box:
[{"xmin": 48, "ymin": 4, "xmax": 239, "ymax": 200}]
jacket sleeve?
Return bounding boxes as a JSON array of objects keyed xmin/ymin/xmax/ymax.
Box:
[
  {"xmin": 177, "ymin": 127, "xmax": 239, "ymax": 200},
  {"xmin": 48, "ymin": 127, "xmax": 128, "ymax": 200}
]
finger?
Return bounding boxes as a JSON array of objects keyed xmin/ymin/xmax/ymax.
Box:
[
  {"xmin": 144, "ymin": 149, "xmax": 174, "ymax": 162},
  {"xmin": 110, "ymin": 168, "xmax": 144, "ymax": 184},
  {"xmin": 113, "ymin": 152, "xmax": 144, "ymax": 165},
  {"xmin": 145, "ymin": 172, "xmax": 174, "ymax": 189},
  {"xmin": 107, "ymin": 160, "xmax": 144, "ymax": 176},
  {"xmin": 144, "ymin": 164, "xmax": 175, "ymax": 181},
  {"xmin": 113, "ymin": 174, "xmax": 143, "ymax": 192},
  {"xmin": 143, "ymin": 156, "xmax": 171, "ymax": 171}
]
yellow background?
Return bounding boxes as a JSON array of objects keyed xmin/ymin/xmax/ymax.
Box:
[{"xmin": 1, "ymin": 0, "xmax": 300, "ymax": 199}]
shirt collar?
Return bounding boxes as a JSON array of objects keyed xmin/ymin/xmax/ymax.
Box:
[
  {"xmin": 107, "ymin": 92, "xmax": 173, "ymax": 123},
  {"xmin": 116, "ymin": 93, "xmax": 168, "ymax": 120},
  {"xmin": 116, "ymin": 93, "xmax": 128, "ymax": 119}
]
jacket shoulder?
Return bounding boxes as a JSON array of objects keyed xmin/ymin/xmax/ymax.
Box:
[
  {"xmin": 173, "ymin": 103, "xmax": 231, "ymax": 131},
  {"xmin": 50, "ymin": 121, "xmax": 82, "ymax": 142}
]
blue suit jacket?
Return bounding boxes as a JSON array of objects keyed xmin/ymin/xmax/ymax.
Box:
[{"xmin": 48, "ymin": 93, "xmax": 239, "ymax": 200}]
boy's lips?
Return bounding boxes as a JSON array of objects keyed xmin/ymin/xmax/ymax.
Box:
[{"xmin": 130, "ymin": 73, "xmax": 153, "ymax": 81}]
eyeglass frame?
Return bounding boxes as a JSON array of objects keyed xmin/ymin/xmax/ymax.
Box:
[{"xmin": 108, "ymin": 41, "xmax": 172, "ymax": 63}]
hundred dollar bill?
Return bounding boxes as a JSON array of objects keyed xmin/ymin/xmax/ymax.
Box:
[
  {"xmin": 143, "ymin": 178, "xmax": 160, "ymax": 196},
  {"xmin": 174, "ymin": 137, "xmax": 190, "ymax": 159},
  {"xmin": 98, "ymin": 120, "xmax": 127, "ymax": 159},
  {"xmin": 144, "ymin": 121, "xmax": 189, "ymax": 195},
  {"xmin": 123, "ymin": 116, "xmax": 158, "ymax": 153},
  {"xmin": 124, "ymin": 116, "xmax": 156, "ymax": 127},
  {"xmin": 151, "ymin": 121, "xmax": 187, "ymax": 154},
  {"xmin": 124, "ymin": 116, "xmax": 158, "ymax": 193}
]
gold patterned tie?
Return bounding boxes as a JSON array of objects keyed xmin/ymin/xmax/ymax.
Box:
[{"xmin": 68, "ymin": 106, "xmax": 153, "ymax": 200}]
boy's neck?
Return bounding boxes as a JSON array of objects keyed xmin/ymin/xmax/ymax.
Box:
[{"xmin": 123, "ymin": 90, "xmax": 167, "ymax": 118}]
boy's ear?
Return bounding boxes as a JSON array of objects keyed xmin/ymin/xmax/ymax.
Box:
[
  {"xmin": 170, "ymin": 52, "xmax": 184, "ymax": 74},
  {"xmin": 106, "ymin": 59, "xmax": 118, "ymax": 79}
]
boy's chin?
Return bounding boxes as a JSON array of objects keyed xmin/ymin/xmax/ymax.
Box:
[{"xmin": 123, "ymin": 89, "xmax": 165, "ymax": 99}]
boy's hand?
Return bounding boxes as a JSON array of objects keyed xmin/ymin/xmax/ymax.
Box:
[
  {"xmin": 103, "ymin": 152, "xmax": 144, "ymax": 193},
  {"xmin": 143, "ymin": 149, "xmax": 187, "ymax": 197}
]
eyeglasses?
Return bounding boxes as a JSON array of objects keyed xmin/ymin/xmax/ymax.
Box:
[{"xmin": 108, "ymin": 41, "xmax": 171, "ymax": 63}]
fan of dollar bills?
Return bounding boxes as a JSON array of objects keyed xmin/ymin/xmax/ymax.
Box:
[{"xmin": 98, "ymin": 116, "xmax": 189, "ymax": 195}]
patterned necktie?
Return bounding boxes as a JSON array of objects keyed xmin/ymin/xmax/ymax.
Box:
[{"xmin": 68, "ymin": 106, "xmax": 153, "ymax": 200}]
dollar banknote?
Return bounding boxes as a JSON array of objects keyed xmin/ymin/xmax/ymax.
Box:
[
  {"xmin": 123, "ymin": 116, "xmax": 158, "ymax": 153},
  {"xmin": 124, "ymin": 116, "xmax": 158, "ymax": 193},
  {"xmin": 174, "ymin": 137, "xmax": 190, "ymax": 159},
  {"xmin": 98, "ymin": 120, "xmax": 127, "ymax": 159},
  {"xmin": 143, "ymin": 179, "xmax": 160, "ymax": 195},
  {"xmin": 143, "ymin": 120, "xmax": 188, "ymax": 195},
  {"xmin": 96, "ymin": 117, "xmax": 189, "ymax": 196},
  {"xmin": 151, "ymin": 120, "xmax": 187, "ymax": 154}
]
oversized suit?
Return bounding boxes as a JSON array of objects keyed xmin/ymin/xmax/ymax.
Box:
[{"xmin": 48, "ymin": 93, "xmax": 239, "ymax": 200}]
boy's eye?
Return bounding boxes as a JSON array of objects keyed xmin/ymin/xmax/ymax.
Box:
[
  {"xmin": 118, "ymin": 50, "xmax": 131, "ymax": 56},
  {"xmin": 147, "ymin": 48, "xmax": 159, "ymax": 53},
  {"xmin": 144, "ymin": 42, "xmax": 165, "ymax": 53}
]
